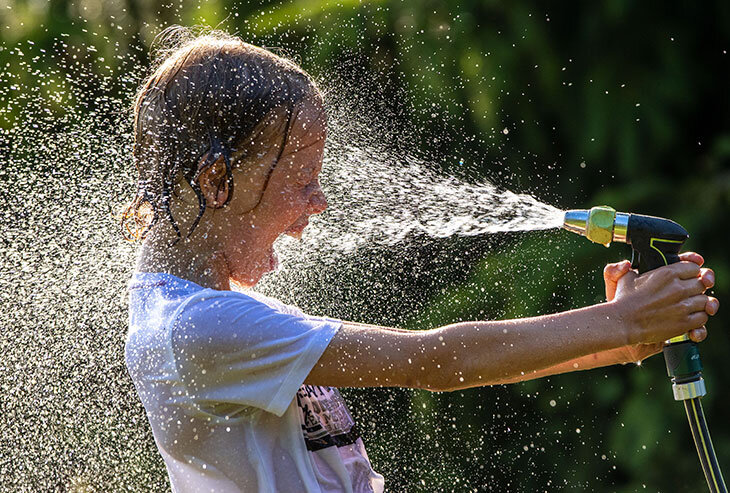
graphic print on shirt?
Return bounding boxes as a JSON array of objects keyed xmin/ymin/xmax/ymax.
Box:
[{"xmin": 296, "ymin": 385, "xmax": 361, "ymax": 452}]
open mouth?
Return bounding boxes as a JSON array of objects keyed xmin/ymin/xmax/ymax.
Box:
[{"xmin": 268, "ymin": 249, "xmax": 279, "ymax": 271}]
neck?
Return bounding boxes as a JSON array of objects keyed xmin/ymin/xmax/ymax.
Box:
[{"xmin": 136, "ymin": 227, "xmax": 232, "ymax": 291}]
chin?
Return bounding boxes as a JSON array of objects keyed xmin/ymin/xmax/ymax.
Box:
[
  {"xmin": 234, "ymin": 265, "xmax": 276, "ymax": 289},
  {"xmin": 227, "ymin": 248, "xmax": 279, "ymax": 288},
  {"xmin": 229, "ymin": 277, "xmax": 255, "ymax": 290},
  {"xmin": 229, "ymin": 268, "xmax": 263, "ymax": 289}
]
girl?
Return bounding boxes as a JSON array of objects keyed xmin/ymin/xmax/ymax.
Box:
[{"xmin": 124, "ymin": 28, "xmax": 718, "ymax": 493}]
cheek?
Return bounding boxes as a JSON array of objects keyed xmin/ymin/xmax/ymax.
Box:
[{"xmin": 266, "ymin": 188, "xmax": 310, "ymax": 229}]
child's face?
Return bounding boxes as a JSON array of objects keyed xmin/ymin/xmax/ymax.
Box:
[{"xmin": 223, "ymin": 97, "xmax": 328, "ymax": 286}]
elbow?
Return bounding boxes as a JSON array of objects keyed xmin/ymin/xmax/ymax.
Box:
[
  {"xmin": 402, "ymin": 371, "xmax": 451, "ymax": 393},
  {"xmin": 418, "ymin": 358, "xmax": 504, "ymax": 391},
  {"xmin": 428, "ymin": 369, "xmax": 462, "ymax": 392},
  {"xmin": 405, "ymin": 329, "xmax": 483, "ymax": 392},
  {"xmin": 409, "ymin": 355, "xmax": 462, "ymax": 393},
  {"xmin": 422, "ymin": 380, "xmax": 452, "ymax": 393}
]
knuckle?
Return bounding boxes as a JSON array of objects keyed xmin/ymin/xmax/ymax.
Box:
[
  {"xmin": 670, "ymin": 279, "xmax": 685, "ymax": 298},
  {"xmin": 681, "ymin": 297, "xmax": 696, "ymax": 311},
  {"xmin": 679, "ymin": 261, "xmax": 699, "ymax": 276},
  {"xmin": 694, "ymin": 312, "xmax": 709, "ymax": 327},
  {"xmin": 653, "ymin": 269, "xmax": 670, "ymax": 285},
  {"xmin": 677, "ymin": 299, "xmax": 691, "ymax": 314},
  {"xmin": 683, "ymin": 282, "xmax": 702, "ymax": 298}
]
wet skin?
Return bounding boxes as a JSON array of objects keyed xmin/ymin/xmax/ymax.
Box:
[{"xmin": 137, "ymin": 96, "xmax": 328, "ymax": 290}]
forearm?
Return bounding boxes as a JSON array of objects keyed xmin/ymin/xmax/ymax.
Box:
[
  {"xmin": 428, "ymin": 301, "xmax": 629, "ymax": 390},
  {"xmin": 484, "ymin": 346, "xmax": 640, "ymax": 386}
]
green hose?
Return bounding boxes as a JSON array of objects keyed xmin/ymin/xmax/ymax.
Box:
[{"xmin": 685, "ymin": 397, "xmax": 727, "ymax": 493}]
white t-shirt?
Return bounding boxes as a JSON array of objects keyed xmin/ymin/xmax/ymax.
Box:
[{"xmin": 125, "ymin": 272, "xmax": 384, "ymax": 493}]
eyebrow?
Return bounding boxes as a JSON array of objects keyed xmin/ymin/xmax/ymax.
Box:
[{"xmin": 277, "ymin": 103, "xmax": 326, "ymax": 157}]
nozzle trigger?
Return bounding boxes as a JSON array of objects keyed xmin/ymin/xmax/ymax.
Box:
[{"xmin": 631, "ymin": 248, "xmax": 640, "ymax": 270}]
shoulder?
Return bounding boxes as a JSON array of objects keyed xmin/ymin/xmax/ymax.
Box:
[
  {"xmin": 170, "ymin": 288, "xmax": 323, "ymax": 354},
  {"xmin": 169, "ymin": 289, "xmax": 273, "ymax": 365},
  {"xmin": 173, "ymin": 288, "xmax": 281, "ymax": 335},
  {"xmin": 242, "ymin": 289, "xmax": 307, "ymax": 317}
]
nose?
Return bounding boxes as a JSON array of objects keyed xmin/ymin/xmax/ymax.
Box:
[{"xmin": 309, "ymin": 184, "xmax": 328, "ymax": 214}]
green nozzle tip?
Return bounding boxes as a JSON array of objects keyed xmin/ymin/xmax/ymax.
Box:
[{"xmin": 586, "ymin": 206, "xmax": 616, "ymax": 246}]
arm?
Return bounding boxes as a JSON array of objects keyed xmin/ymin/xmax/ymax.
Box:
[
  {"xmin": 305, "ymin": 257, "xmax": 717, "ymax": 391},
  {"xmin": 307, "ymin": 302, "xmax": 630, "ymax": 391}
]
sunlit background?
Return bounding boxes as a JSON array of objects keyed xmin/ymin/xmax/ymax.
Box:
[{"xmin": 1, "ymin": 1, "xmax": 728, "ymax": 491}]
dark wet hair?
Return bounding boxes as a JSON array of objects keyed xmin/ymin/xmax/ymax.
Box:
[{"xmin": 123, "ymin": 27, "xmax": 319, "ymax": 242}]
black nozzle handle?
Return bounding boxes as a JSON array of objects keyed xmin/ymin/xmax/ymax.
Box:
[{"xmin": 626, "ymin": 214, "xmax": 689, "ymax": 274}]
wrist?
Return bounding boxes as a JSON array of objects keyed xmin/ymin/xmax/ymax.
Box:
[{"xmin": 605, "ymin": 298, "xmax": 636, "ymax": 347}]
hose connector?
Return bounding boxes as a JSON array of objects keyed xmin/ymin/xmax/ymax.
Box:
[
  {"xmin": 563, "ymin": 206, "xmax": 630, "ymax": 247},
  {"xmin": 664, "ymin": 339, "xmax": 707, "ymax": 400}
]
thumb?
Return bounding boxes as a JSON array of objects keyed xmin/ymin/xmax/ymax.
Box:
[{"xmin": 604, "ymin": 260, "xmax": 631, "ymax": 282}]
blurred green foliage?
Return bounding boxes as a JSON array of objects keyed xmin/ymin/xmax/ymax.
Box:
[{"xmin": 2, "ymin": 0, "xmax": 729, "ymax": 491}]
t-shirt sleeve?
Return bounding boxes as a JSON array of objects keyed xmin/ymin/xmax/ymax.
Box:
[{"xmin": 170, "ymin": 291, "xmax": 341, "ymax": 417}]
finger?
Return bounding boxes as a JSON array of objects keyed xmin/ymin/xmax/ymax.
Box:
[
  {"xmin": 686, "ymin": 310, "xmax": 710, "ymax": 331},
  {"xmin": 604, "ymin": 260, "xmax": 631, "ymax": 281},
  {"xmin": 619, "ymin": 260, "xmax": 631, "ymax": 273},
  {"xmin": 700, "ymin": 268, "xmax": 715, "ymax": 289},
  {"xmin": 603, "ymin": 263, "xmax": 616, "ymax": 281},
  {"xmin": 684, "ymin": 294, "xmax": 710, "ymax": 313},
  {"xmin": 689, "ymin": 327, "xmax": 707, "ymax": 343},
  {"xmin": 670, "ymin": 261, "xmax": 702, "ymax": 280},
  {"xmin": 679, "ymin": 278, "xmax": 709, "ymax": 298},
  {"xmin": 605, "ymin": 261, "xmax": 630, "ymax": 301},
  {"xmin": 706, "ymin": 296, "xmax": 719, "ymax": 316},
  {"xmin": 679, "ymin": 252, "xmax": 704, "ymax": 267}
]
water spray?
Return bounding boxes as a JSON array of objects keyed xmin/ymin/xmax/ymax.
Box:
[{"xmin": 563, "ymin": 205, "xmax": 726, "ymax": 492}]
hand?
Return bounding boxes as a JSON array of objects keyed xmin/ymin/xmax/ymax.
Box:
[{"xmin": 606, "ymin": 252, "xmax": 719, "ymax": 346}]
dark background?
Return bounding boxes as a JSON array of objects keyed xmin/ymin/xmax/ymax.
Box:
[{"xmin": 1, "ymin": 1, "xmax": 728, "ymax": 491}]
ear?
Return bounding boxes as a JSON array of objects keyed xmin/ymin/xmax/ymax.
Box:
[{"xmin": 196, "ymin": 155, "xmax": 230, "ymax": 209}]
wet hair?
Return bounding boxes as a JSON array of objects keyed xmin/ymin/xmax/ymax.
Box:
[{"xmin": 123, "ymin": 26, "xmax": 320, "ymax": 242}]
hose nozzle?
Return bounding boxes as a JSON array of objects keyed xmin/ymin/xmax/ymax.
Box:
[{"xmin": 563, "ymin": 206, "xmax": 629, "ymax": 247}]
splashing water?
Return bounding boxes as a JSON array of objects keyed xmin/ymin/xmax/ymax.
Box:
[
  {"xmin": 316, "ymin": 145, "xmax": 563, "ymax": 253},
  {"xmin": 0, "ymin": 23, "xmax": 568, "ymax": 492}
]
